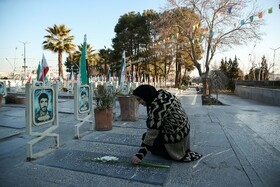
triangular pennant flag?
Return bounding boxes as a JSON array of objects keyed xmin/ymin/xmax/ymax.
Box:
[
  {"xmin": 241, "ymin": 19, "xmax": 245, "ymax": 25},
  {"xmin": 228, "ymin": 7, "xmax": 232, "ymax": 13},
  {"xmin": 268, "ymin": 7, "xmax": 273, "ymax": 14},
  {"xmin": 258, "ymin": 12, "xmax": 263, "ymax": 19},
  {"xmin": 250, "ymin": 16, "xmax": 254, "ymax": 22}
]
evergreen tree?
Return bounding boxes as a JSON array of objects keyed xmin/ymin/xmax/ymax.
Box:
[
  {"xmin": 219, "ymin": 56, "xmax": 242, "ymax": 91},
  {"xmin": 260, "ymin": 55, "xmax": 269, "ymax": 80}
]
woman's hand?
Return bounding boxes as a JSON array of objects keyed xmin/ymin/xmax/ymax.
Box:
[{"xmin": 131, "ymin": 155, "xmax": 141, "ymax": 165}]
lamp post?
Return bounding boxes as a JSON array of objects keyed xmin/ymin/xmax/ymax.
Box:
[
  {"xmin": 19, "ymin": 41, "xmax": 29, "ymax": 79},
  {"xmin": 5, "ymin": 58, "xmax": 15, "ymax": 78},
  {"xmin": 14, "ymin": 47, "xmax": 17, "ymax": 79},
  {"xmin": 270, "ymin": 47, "xmax": 280, "ymax": 80},
  {"xmin": 249, "ymin": 44, "xmax": 257, "ymax": 80}
]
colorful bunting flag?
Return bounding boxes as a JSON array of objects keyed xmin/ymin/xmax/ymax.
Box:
[
  {"xmin": 250, "ymin": 16, "xmax": 254, "ymax": 22},
  {"xmin": 241, "ymin": 19, "xmax": 245, "ymax": 25},
  {"xmin": 228, "ymin": 7, "xmax": 232, "ymax": 13},
  {"xmin": 268, "ymin": 7, "xmax": 273, "ymax": 14},
  {"xmin": 258, "ymin": 12, "xmax": 263, "ymax": 19}
]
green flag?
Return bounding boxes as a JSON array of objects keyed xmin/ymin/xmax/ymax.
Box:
[
  {"xmin": 80, "ymin": 34, "xmax": 88, "ymax": 85},
  {"xmin": 36, "ymin": 61, "xmax": 40, "ymax": 81}
]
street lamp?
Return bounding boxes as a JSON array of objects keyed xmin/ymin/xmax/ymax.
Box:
[
  {"xmin": 5, "ymin": 58, "xmax": 15, "ymax": 79},
  {"xmin": 270, "ymin": 47, "xmax": 280, "ymax": 80},
  {"xmin": 19, "ymin": 41, "xmax": 30, "ymax": 79},
  {"xmin": 14, "ymin": 47, "xmax": 17, "ymax": 79},
  {"xmin": 249, "ymin": 44, "xmax": 257, "ymax": 80}
]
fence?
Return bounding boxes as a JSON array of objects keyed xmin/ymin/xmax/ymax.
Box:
[{"xmin": 235, "ymin": 81, "xmax": 280, "ymax": 106}]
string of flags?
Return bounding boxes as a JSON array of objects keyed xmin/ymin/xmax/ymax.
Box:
[{"xmin": 150, "ymin": 2, "xmax": 277, "ymax": 49}]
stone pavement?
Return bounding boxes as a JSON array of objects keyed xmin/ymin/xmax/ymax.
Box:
[{"xmin": 0, "ymin": 88, "xmax": 279, "ymax": 187}]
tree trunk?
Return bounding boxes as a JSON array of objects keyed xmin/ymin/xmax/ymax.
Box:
[
  {"xmin": 58, "ymin": 51, "xmax": 64, "ymax": 79},
  {"xmin": 201, "ymin": 73, "xmax": 209, "ymax": 98},
  {"xmin": 175, "ymin": 63, "xmax": 181, "ymax": 88}
]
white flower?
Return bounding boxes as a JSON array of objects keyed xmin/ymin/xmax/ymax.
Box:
[{"xmin": 100, "ymin": 156, "xmax": 119, "ymax": 162}]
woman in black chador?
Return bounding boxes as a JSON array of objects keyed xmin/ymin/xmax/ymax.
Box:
[{"xmin": 131, "ymin": 85, "xmax": 202, "ymax": 164}]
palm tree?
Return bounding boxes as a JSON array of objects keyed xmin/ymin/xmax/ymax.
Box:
[
  {"xmin": 43, "ymin": 24, "xmax": 75, "ymax": 79},
  {"xmin": 71, "ymin": 43, "xmax": 99, "ymax": 77}
]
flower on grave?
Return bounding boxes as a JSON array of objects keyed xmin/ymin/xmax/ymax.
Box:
[
  {"xmin": 84, "ymin": 156, "xmax": 119, "ymax": 163},
  {"xmin": 83, "ymin": 155, "xmax": 170, "ymax": 168}
]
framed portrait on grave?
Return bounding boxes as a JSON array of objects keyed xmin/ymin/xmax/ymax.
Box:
[
  {"xmin": 79, "ymin": 85, "xmax": 90, "ymax": 113},
  {"xmin": 32, "ymin": 87, "xmax": 54, "ymax": 126},
  {"xmin": 0, "ymin": 81, "xmax": 7, "ymax": 97}
]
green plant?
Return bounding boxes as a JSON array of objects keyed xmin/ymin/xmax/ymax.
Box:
[{"xmin": 93, "ymin": 85, "xmax": 119, "ymax": 110}]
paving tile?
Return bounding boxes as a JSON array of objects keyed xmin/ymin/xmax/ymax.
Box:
[{"xmin": 35, "ymin": 149, "xmax": 171, "ymax": 185}]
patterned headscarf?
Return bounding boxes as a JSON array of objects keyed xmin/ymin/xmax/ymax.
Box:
[{"xmin": 133, "ymin": 85, "xmax": 158, "ymax": 106}]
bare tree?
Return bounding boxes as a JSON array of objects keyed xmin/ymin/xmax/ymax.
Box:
[
  {"xmin": 209, "ymin": 70, "xmax": 228, "ymax": 101},
  {"xmin": 151, "ymin": 7, "xmax": 202, "ymax": 87},
  {"xmin": 165, "ymin": 0, "xmax": 264, "ymax": 96}
]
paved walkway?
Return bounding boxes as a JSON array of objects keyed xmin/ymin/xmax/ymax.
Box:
[{"xmin": 0, "ymin": 88, "xmax": 279, "ymax": 187}]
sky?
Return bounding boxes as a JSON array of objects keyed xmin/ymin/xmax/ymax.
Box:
[{"xmin": 0, "ymin": 0, "xmax": 279, "ymax": 77}]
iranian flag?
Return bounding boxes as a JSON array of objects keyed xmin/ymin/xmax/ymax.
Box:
[
  {"xmin": 80, "ymin": 34, "xmax": 88, "ymax": 85},
  {"xmin": 118, "ymin": 50, "xmax": 126, "ymax": 86},
  {"xmin": 38, "ymin": 54, "xmax": 49, "ymax": 82}
]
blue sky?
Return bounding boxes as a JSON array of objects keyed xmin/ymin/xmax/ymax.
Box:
[{"xmin": 0, "ymin": 0, "xmax": 279, "ymax": 77}]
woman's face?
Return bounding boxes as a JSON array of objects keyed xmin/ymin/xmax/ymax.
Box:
[{"xmin": 135, "ymin": 96, "xmax": 146, "ymax": 106}]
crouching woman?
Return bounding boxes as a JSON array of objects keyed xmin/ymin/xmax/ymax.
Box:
[{"xmin": 131, "ymin": 85, "xmax": 202, "ymax": 164}]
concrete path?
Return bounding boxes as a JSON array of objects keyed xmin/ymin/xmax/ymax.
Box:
[{"xmin": 0, "ymin": 88, "xmax": 279, "ymax": 187}]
